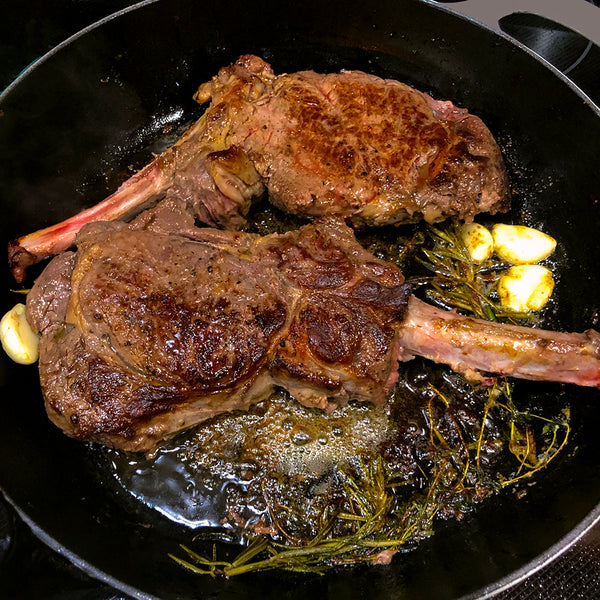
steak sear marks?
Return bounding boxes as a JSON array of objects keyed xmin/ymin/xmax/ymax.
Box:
[
  {"xmin": 30, "ymin": 215, "xmax": 411, "ymax": 450},
  {"xmin": 9, "ymin": 56, "xmax": 508, "ymax": 281}
]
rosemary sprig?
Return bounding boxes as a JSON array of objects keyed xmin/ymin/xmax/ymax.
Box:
[
  {"xmin": 171, "ymin": 456, "xmax": 445, "ymax": 577},
  {"xmin": 170, "ymin": 379, "xmax": 569, "ymax": 578},
  {"xmin": 415, "ymin": 222, "xmax": 532, "ymax": 322}
]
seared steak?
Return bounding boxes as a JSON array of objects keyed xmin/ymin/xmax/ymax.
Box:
[
  {"xmin": 27, "ymin": 210, "xmax": 411, "ymax": 451},
  {"xmin": 195, "ymin": 56, "xmax": 508, "ymax": 226},
  {"xmin": 10, "ymin": 55, "xmax": 508, "ymax": 281},
  {"xmin": 27, "ymin": 204, "xmax": 600, "ymax": 452}
]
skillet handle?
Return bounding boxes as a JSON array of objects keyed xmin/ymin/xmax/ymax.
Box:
[{"xmin": 436, "ymin": 0, "xmax": 600, "ymax": 49}]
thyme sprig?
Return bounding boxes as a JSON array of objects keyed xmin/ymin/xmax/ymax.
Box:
[{"xmin": 491, "ymin": 379, "xmax": 571, "ymax": 485}]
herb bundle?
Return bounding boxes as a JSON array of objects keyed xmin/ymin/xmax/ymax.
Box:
[
  {"xmin": 169, "ymin": 222, "xmax": 570, "ymax": 578},
  {"xmin": 171, "ymin": 381, "xmax": 569, "ymax": 577},
  {"xmin": 415, "ymin": 222, "xmax": 533, "ymax": 322}
]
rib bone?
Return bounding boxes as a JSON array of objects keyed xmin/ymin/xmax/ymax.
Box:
[{"xmin": 401, "ymin": 296, "xmax": 600, "ymax": 388}]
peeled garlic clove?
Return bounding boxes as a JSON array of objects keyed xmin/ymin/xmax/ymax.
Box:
[
  {"xmin": 0, "ymin": 303, "xmax": 40, "ymax": 365},
  {"xmin": 461, "ymin": 223, "xmax": 494, "ymax": 263},
  {"xmin": 497, "ymin": 265, "xmax": 555, "ymax": 313},
  {"xmin": 492, "ymin": 223, "xmax": 556, "ymax": 264}
]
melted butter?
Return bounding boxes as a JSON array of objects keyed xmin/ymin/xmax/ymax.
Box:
[
  {"xmin": 100, "ymin": 390, "xmax": 396, "ymax": 531},
  {"xmin": 105, "ymin": 447, "xmax": 231, "ymax": 529}
]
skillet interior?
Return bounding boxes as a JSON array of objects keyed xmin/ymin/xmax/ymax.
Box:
[{"xmin": 1, "ymin": 0, "xmax": 600, "ymax": 598}]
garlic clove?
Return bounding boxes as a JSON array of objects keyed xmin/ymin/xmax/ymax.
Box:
[
  {"xmin": 497, "ymin": 265, "xmax": 555, "ymax": 313},
  {"xmin": 0, "ymin": 303, "xmax": 40, "ymax": 365},
  {"xmin": 461, "ymin": 223, "xmax": 494, "ymax": 264},
  {"xmin": 492, "ymin": 224, "xmax": 556, "ymax": 265}
]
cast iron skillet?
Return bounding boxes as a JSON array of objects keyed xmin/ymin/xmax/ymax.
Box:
[{"xmin": 1, "ymin": 0, "xmax": 600, "ymax": 598}]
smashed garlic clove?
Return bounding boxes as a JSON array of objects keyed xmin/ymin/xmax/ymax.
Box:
[
  {"xmin": 0, "ymin": 303, "xmax": 40, "ymax": 365},
  {"xmin": 461, "ymin": 223, "xmax": 494, "ymax": 264},
  {"xmin": 497, "ymin": 265, "xmax": 555, "ymax": 313},
  {"xmin": 492, "ymin": 223, "xmax": 556, "ymax": 264}
]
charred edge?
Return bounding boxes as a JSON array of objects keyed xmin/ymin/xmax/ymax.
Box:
[
  {"xmin": 8, "ymin": 240, "xmax": 39, "ymax": 283},
  {"xmin": 270, "ymin": 355, "xmax": 341, "ymax": 393},
  {"xmin": 348, "ymin": 279, "xmax": 413, "ymax": 321}
]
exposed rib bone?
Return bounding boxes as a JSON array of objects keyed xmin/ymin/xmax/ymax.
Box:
[
  {"xmin": 9, "ymin": 159, "xmax": 170, "ymax": 282},
  {"xmin": 401, "ymin": 296, "xmax": 600, "ymax": 388}
]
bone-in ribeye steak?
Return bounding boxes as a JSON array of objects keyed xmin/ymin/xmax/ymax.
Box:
[
  {"xmin": 10, "ymin": 55, "xmax": 508, "ymax": 281},
  {"xmin": 28, "ymin": 209, "xmax": 411, "ymax": 451},
  {"xmin": 26, "ymin": 203, "xmax": 600, "ymax": 452}
]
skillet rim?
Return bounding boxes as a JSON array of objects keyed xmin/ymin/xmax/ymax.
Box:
[
  {"xmin": 420, "ymin": 0, "xmax": 600, "ymax": 115},
  {"xmin": 2, "ymin": 0, "xmax": 599, "ymax": 117}
]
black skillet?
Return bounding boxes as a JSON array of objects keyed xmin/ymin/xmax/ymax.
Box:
[{"xmin": 1, "ymin": 0, "xmax": 600, "ymax": 598}]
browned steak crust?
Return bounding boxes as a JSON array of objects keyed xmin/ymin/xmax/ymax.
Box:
[
  {"xmin": 29, "ymin": 212, "xmax": 410, "ymax": 451},
  {"xmin": 197, "ymin": 55, "xmax": 509, "ymax": 226}
]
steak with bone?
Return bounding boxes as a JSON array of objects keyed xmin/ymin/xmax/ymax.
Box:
[
  {"xmin": 26, "ymin": 205, "xmax": 600, "ymax": 452},
  {"xmin": 9, "ymin": 55, "xmax": 508, "ymax": 281}
]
